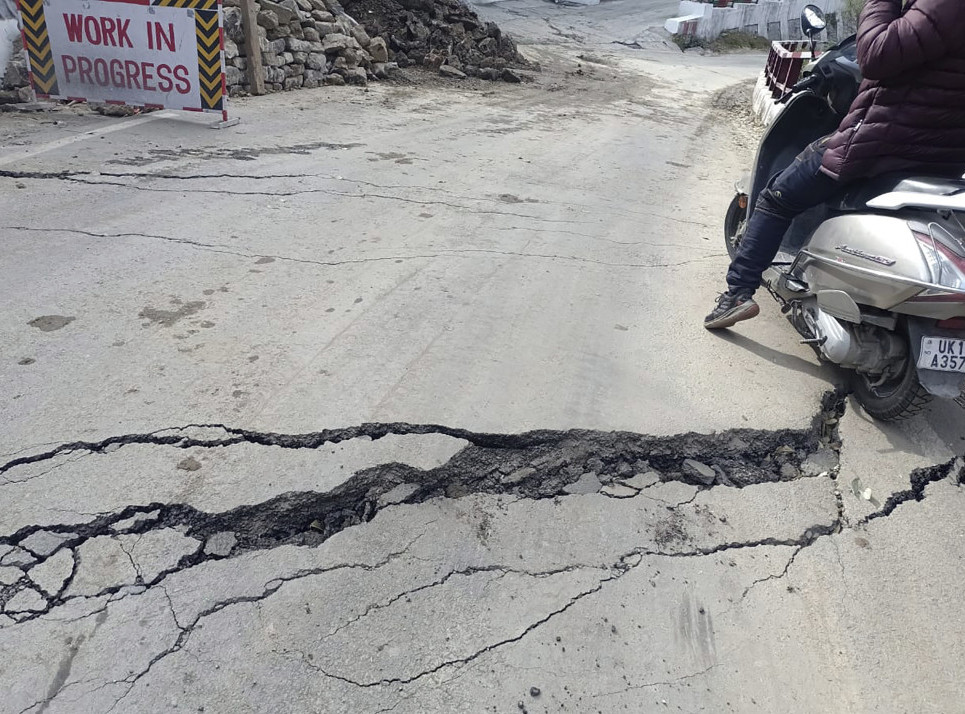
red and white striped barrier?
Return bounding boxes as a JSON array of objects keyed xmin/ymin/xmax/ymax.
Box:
[{"xmin": 764, "ymin": 41, "xmax": 816, "ymax": 98}]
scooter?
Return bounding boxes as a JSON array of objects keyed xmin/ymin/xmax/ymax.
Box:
[{"xmin": 725, "ymin": 5, "xmax": 965, "ymax": 421}]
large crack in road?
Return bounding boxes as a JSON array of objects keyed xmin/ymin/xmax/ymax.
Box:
[
  {"xmin": 2, "ymin": 403, "xmax": 822, "ymax": 614},
  {"xmin": 1, "ymin": 391, "xmax": 962, "ymax": 714},
  {"xmin": 2, "ymin": 389, "xmax": 961, "ymax": 622}
]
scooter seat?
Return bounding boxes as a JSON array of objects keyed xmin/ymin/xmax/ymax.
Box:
[{"xmin": 836, "ymin": 172, "xmax": 965, "ymax": 211}]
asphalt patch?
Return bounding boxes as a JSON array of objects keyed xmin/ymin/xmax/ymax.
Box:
[{"xmin": 28, "ymin": 315, "xmax": 74, "ymax": 332}]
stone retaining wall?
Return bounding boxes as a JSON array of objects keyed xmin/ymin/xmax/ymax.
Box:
[{"xmin": 222, "ymin": 0, "xmax": 388, "ymax": 92}]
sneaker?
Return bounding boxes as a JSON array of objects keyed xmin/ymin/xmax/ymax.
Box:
[{"xmin": 704, "ymin": 290, "xmax": 760, "ymax": 330}]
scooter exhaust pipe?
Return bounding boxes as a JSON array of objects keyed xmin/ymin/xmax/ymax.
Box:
[
  {"xmin": 795, "ymin": 304, "xmax": 907, "ymax": 374},
  {"xmin": 806, "ymin": 307, "xmax": 853, "ymax": 364}
]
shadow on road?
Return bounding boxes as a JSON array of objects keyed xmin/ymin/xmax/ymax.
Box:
[
  {"xmin": 721, "ymin": 331, "xmax": 964, "ymax": 456},
  {"xmin": 922, "ymin": 399, "xmax": 965, "ymax": 454},
  {"xmin": 715, "ymin": 329, "xmax": 846, "ymax": 387}
]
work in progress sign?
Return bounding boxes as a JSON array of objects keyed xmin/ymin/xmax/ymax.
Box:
[{"xmin": 16, "ymin": 0, "xmax": 227, "ymax": 116}]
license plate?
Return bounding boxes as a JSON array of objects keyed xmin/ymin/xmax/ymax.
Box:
[{"xmin": 918, "ymin": 337, "xmax": 965, "ymax": 373}]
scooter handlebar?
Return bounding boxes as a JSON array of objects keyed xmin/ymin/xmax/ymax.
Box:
[{"xmin": 777, "ymin": 74, "xmax": 822, "ymax": 104}]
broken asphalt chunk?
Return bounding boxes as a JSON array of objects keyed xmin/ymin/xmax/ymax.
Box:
[
  {"xmin": 3, "ymin": 587, "xmax": 47, "ymax": 614},
  {"xmin": 67, "ymin": 537, "xmax": 138, "ymax": 597},
  {"xmin": 377, "ymin": 483, "xmax": 420, "ymax": 508},
  {"xmin": 27, "ymin": 549, "xmax": 74, "ymax": 595},
  {"xmin": 0, "ymin": 566, "xmax": 23, "ymax": 586},
  {"xmin": 20, "ymin": 529, "xmax": 76, "ymax": 557},
  {"xmin": 0, "ymin": 547, "xmax": 35, "ymax": 567},
  {"xmin": 600, "ymin": 484, "xmax": 637, "ymax": 498},
  {"xmin": 780, "ymin": 463, "xmax": 801, "ymax": 480},
  {"xmin": 111, "ymin": 510, "xmax": 161, "ymax": 533},
  {"xmin": 801, "ymin": 448, "xmax": 837, "ymax": 477},
  {"xmin": 563, "ymin": 472, "xmax": 602, "ymax": 495},
  {"xmin": 682, "ymin": 459, "xmax": 716, "ymax": 486},
  {"xmin": 204, "ymin": 531, "xmax": 238, "ymax": 557},
  {"xmin": 619, "ymin": 471, "xmax": 661, "ymax": 490}
]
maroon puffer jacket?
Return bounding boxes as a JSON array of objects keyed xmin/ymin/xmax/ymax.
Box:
[{"xmin": 821, "ymin": 0, "xmax": 965, "ymax": 181}]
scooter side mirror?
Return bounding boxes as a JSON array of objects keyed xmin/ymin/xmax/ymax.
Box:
[{"xmin": 801, "ymin": 5, "xmax": 827, "ymax": 38}]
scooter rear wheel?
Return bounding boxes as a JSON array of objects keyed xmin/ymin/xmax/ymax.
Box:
[
  {"xmin": 724, "ymin": 194, "xmax": 746, "ymax": 261},
  {"xmin": 852, "ymin": 358, "xmax": 931, "ymax": 421}
]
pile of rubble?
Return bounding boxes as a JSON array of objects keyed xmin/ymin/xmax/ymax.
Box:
[
  {"xmin": 221, "ymin": 0, "xmax": 530, "ymax": 93},
  {"xmin": 341, "ymin": 0, "xmax": 529, "ymax": 81}
]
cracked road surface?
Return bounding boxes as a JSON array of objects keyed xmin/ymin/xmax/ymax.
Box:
[{"xmin": 2, "ymin": 3, "xmax": 965, "ymax": 712}]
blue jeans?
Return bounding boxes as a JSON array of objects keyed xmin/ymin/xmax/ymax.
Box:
[{"xmin": 726, "ymin": 136, "xmax": 843, "ymax": 293}]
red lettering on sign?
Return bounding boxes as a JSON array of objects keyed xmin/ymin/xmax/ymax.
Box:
[
  {"xmin": 77, "ymin": 56, "xmax": 93, "ymax": 84},
  {"xmin": 83, "ymin": 16, "xmax": 102, "ymax": 44},
  {"xmin": 61, "ymin": 55, "xmax": 77, "ymax": 81},
  {"xmin": 110, "ymin": 59, "xmax": 126, "ymax": 86},
  {"xmin": 156, "ymin": 63, "xmax": 173, "ymax": 92},
  {"xmin": 61, "ymin": 14, "xmax": 135, "ymax": 47},
  {"xmin": 92, "ymin": 58, "xmax": 110, "ymax": 86},
  {"xmin": 100, "ymin": 17, "xmax": 116, "ymax": 46},
  {"xmin": 124, "ymin": 60, "xmax": 141, "ymax": 90},
  {"xmin": 63, "ymin": 14, "xmax": 84, "ymax": 43},
  {"xmin": 147, "ymin": 22, "xmax": 175, "ymax": 52},
  {"xmin": 116, "ymin": 19, "xmax": 133, "ymax": 48},
  {"xmin": 173, "ymin": 65, "xmax": 190, "ymax": 94},
  {"xmin": 141, "ymin": 62, "xmax": 155, "ymax": 91},
  {"xmin": 58, "ymin": 54, "xmax": 193, "ymax": 95}
]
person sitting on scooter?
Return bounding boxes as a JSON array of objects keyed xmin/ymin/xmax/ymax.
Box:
[{"xmin": 705, "ymin": 0, "xmax": 965, "ymax": 330}]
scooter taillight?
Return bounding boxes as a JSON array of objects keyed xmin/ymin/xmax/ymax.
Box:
[
  {"xmin": 937, "ymin": 317, "xmax": 965, "ymax": 330},
  {"xmin": 913, "ymin": 230, "xmax": 965, "ymax": 291}
]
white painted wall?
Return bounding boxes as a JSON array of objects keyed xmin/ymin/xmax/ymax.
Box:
[
  {"xmin": 752, "ymin": 72, "xmax": 786, "ymax": 125},
  {"xmin": 665, "ymin": 13, "xmax": 704, "ymax": 34},
  {"xmin": 667, "ymin": 0, "xmax": 847, "ymax": 41}
]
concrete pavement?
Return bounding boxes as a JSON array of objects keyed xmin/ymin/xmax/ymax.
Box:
[{"xmin": 1, "ymin": 3, "xmax": 964, "ymax": 712}]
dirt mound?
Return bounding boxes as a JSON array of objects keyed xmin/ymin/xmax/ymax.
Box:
[
  {"xmin": 712, "ymin": 79, "xmax": 754, "ymax": 114},
  {"xmin": 340, "ymin": 0, "xmax": 531, "ymax": 80},
  {"xmin": 712, "ymin": 79, "xmax": 762, "ymax": 152}
]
